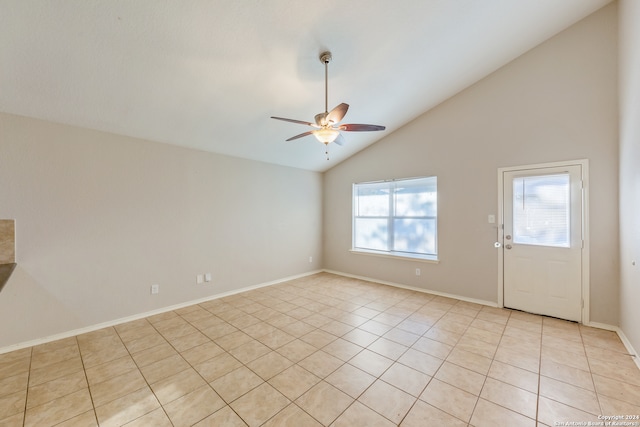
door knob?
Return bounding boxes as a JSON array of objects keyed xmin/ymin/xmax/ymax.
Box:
[
  {"xmin": 505, "ymin": 235, "xmax": 512, "ymax": 240},
  {"xmin": 505, "ymin": 244, "xmax": 512, "ymax": 250}
]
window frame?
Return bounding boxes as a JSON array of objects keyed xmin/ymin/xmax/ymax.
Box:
[{"xmin": 351, "ymin": 176, "xmax": 438, "ymax": 262}]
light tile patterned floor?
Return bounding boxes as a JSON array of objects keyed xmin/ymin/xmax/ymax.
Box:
[{"xmin": 1, "ymin": 273, "xmax": 639, "ymax": 426}]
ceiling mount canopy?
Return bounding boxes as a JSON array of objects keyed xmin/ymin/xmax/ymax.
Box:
[{"xmin": 271, "ymin": 50, "xmax": 386, "ymax": 160}]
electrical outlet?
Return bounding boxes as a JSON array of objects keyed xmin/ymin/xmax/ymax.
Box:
[
  {"xmin": 151, "ymin": 284, "xmax": 159, "ymax": 295},
  {"xmin": 205, "ymin": 273, "xmax": 212, "ymax": 282},
  {"xmin": 415, "ymin": 268, "xmax": 421, "ymax": 276},
  {"xmin": 309, "ymin": 256, "xmax": 313, "ymax": 263},
  {"xmin": 196, "ymin": 274, "xmax": 204, "ymax": 284}
]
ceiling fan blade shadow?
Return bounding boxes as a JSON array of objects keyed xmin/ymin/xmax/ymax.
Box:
[
  {"xmin": 271, "ymin": 116, "xmax": 317, "ymax": 127},
  {"xmin": 326, "ymin": 103, "xmax": 349, "ymax": 124},
  {"xmin": 333, "ymin": 133, "xmax": 345, "ymax": 146},
  {"xmin": 285, "ymin": 131, "xmax": 314, "ymax": 141},
  {"xmin": 339, "ymin": 124, "xmax": 386, "ymax": 132}
]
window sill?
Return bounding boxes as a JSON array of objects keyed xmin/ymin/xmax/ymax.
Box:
[{"xmin": 349, "ymin": 249, "xmax": 439, "ymax": 264}]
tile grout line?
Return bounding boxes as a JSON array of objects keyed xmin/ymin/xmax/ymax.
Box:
[
  {"xmin": 536, "ymin": 320, "xmax": 544, "ymax": 426},
  {"xmin": 257, "ymin": 283, "xmax": 368, "ymax": 426},
  {"xmin": 394, "ymin": 313, "xmax": 450, "ymax": 425},
  {"xmin": 74, "ymin": 336, "xmax": 100, "ymax": 427},
  {"xmin": 274, "ymin": 284, "xmax": 430, "ymax": 425},
  {"xmin": 207, "ymin": 293, "xmax": 318, "ymax": 426},
  {"xmin": 472, "ymin": 310, "xmax": 548, "ymax": 425},
  {"xmin": 462, "ymin": 306, "xmax": 496, "ymax": 426},
  {"xmin": 113, "ymin": 320, "xmax": 179, "ymax": 426},
  {"xmin": 339, "ymin": 296, "xmax": 429, "ymax": 426},
  {"xmin": 189, "ymin": 294, "xmax": 341, "ymax": 426},
  {"xmin": 360, "ymin": 291, "xmax": 443, "ymax": 424},
  {"xmin": 188, "ymin": 302, "xmax": 281, "ymax": 421},
  {"xmin": 21, "ymin": 346, "xmax": 33, "ymax": 427},
  {"xmin": 23, "ymin": 340, "xmax": 93, "ymax": 427},
  {"xmin": 580, "ymin": 324, "xmax": 605, "ymax": 417},
  {"xmin": 159, "ymin": 308, "xmax": 264, "ymax": 426}
]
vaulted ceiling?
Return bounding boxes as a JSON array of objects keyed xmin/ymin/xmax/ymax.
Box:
[{"xmin": 0, "ymin": 0, "xmax": 611, "ymax": 172}]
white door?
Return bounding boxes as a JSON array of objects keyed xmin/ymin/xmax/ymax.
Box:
[{"xmin": 502, "ymin": 164, "xmax": 583, "ymax": 321}]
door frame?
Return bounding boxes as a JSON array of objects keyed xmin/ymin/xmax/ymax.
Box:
[{"xmin": 497, "ymin": 159, "xmax": 590, "ymax": 324}]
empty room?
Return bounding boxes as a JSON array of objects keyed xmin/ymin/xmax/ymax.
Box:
[{"xmin": 1, "ymin": 1, "xmax": 639, "ymax": 426}]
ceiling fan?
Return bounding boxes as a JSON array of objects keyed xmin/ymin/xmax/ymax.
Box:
[{"xmin": 271, "ymin": 51, "xmax": 385, "ymax": 159}]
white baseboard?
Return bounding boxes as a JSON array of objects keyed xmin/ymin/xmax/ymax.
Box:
[
  {"xmin": 613, "ymin": 326, "xmax": 640, "ymax": 371},
  {"xmin": 584, "ymin": 321, "xmax": 618, "ymax": 332},
  {"xmin": 0, "ymin": 270, "xmax": 323, "ymax": 355},
  {"xmin": 616, "ymin": 328, "xmax": 640, "ymax": 369},
  {"xmin": 323, "ymin": 269, "xmax": 499, "ymax": 308},
  {"xmin": 563, "ymin": 320, "xmax": 640, "ymax": 372}
]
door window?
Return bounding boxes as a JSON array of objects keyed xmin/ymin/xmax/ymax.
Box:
[{"xmin": 512, "ymin": 173, "xmax": 570, "ymax": 247}]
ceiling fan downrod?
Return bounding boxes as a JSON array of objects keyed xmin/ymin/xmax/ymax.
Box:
[{"xmin": 319, "ymin": 51, "xmax": 332, "ymax": 115}]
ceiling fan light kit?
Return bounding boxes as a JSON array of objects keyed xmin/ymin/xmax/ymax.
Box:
[
  {"xmin": 271, "ymin": 51, "xmax": 385, "ymax": 160},
  {"xmin": 312, "ymin": 127, "xmax": 340, "ymax": 144}
]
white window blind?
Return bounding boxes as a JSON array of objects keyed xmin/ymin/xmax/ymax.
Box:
[
  {"xmin": 353, "ymin": 176, "xmax": 437, "ymax": 259},
  {"xmin": 513, "ymin": 173, "xmax": 570, "ymax": 247}
]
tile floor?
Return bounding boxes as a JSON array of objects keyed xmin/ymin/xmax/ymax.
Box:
[{"xmin": 1, "ymin": 273, "xmax": 639, "ymax": 426}]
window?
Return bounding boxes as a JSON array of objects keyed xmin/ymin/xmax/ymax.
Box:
[
  {"xmin": 352, "ymin": 176, "xmax": 437, "ymax": 260},
  {"xmin": 512, "ymin": 173, "xmax": 570, "ymax": 247}
]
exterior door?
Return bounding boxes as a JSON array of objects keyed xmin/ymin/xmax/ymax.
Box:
[{"xmin": 502, "ymin": 164, "xmax": 583, "ymax": 321}]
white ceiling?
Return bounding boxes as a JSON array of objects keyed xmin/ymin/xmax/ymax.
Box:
[{"xmin": 0, "ymin": 0, "xmax": 611, "ymax": 172}]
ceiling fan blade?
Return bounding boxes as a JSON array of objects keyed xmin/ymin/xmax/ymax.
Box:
[
  {"xmin": 271, "ymin": 116, "xmax": 316, "ymax": 127},
  {"xmin": 326, "ymin": 103, "xmax": 349, "ymax": 125},
  {"xmin": 285, "ymin": 131, "xmax": 314, "ymax": 141},
  {"xmin": 339, "ymin": 123, "xmax": 386, "ymax": 132},
  {"xmin": 333, "ymin": 133, "xmax": 345, "ymax": 146}
]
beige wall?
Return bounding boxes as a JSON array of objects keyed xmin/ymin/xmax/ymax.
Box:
[
  {"xmin": 0, "ymin": 113, "xmax": 323, "ymax": 349},
  {"xmin": 323, "ymin": 4, "xmax": 619, "ymax": 324},
  {"xmin": 619, "ymin": 0, "xmax": 640, "ymax": 356}
]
